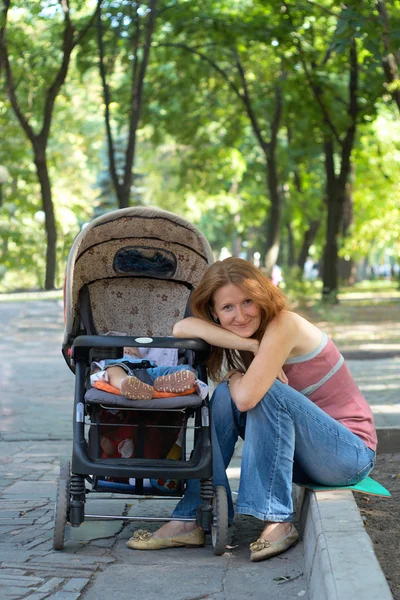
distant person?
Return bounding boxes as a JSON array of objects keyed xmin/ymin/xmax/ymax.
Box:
[
  {"xmin": 304, "ymin": 256, "xmax": 314, "ymax": 280},
  {"xmin": 271, "ymin": 264, "xmax": 283, "ymax": 287}
]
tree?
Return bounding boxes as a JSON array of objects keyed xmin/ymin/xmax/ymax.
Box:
[
  {"xmin": 95, "ymin": 0, "xmax": 158, "ymax": 208},
  {"xmin": 285, "ymin": 1, "xmax": 384, "ymax": 299},
  {"xmin": 0, "ymin": 0, "xmax": 99, "ymax": 289},
  {"xmin": 376, "ymin": 0, "xmax": 400, "ymax": 114}
]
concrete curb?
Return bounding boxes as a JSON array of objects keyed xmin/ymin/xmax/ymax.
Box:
[{"xmin": 298, "ymin": 487, "xmax": 392, "ymax": 599}]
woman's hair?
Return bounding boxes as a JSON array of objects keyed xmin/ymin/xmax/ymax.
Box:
[{"xmin": 190, "ymin": 257, "xmax": 288, "ymax": 381}]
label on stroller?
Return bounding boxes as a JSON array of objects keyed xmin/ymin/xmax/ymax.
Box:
[
  {"xmin": 135, "ymin": 337, "xmax": 153, "ymax": 344},
  {"xmin": 201, "ymin": 406, "xmax": 210, "ymax": 427},
  {"xmin": 76, "ymin": 402, "xmax": 84, "ymax": 422}
]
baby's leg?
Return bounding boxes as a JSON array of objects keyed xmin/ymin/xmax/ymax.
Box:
[
  {"xmin": 106, "ymin": 366, "xmax": 131, "ymax": 388},
  {"xmin": 106, "ymin": 366, "xmax": 154, "ymax": 400}
]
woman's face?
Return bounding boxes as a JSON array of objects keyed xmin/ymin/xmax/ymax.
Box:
[{"xmin": 211, "ymin": 283, "xmax": 261, "ymax": 338}]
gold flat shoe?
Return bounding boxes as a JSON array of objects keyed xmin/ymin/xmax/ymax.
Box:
[
  {"xmin": 250, "ymin": 525, "xmax": 299, "ymax": 562},
  {"xmin": 126, "ymin": 528, "xmax": 205, "ymax": 551}
]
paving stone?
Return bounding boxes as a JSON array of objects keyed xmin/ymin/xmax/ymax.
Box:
[
  {"xmin": 47, "ymin": 593, "xmax": 80, "ymax": 600},
  {"xmin": 0, "ymin": 519, "xmax": 36, "ymax": 525},
  {"xmin": 0, "ymin": 573, "xmax": 44, "ymax": 586},
  {"xmin": 0, "ymin": 526, "xmax": 23, "ymax": 534},
  {"xmin": 0, "ymin": 568, "xmax": 30, "ymax": 575},
  {"xmin": 1, "ymin": 481, "xmax": 57, "ymax": 499},
  {"xmin": 88, "ymin": 537, "xmax": 115, "ymax": 548},
  {"xmin": 30, "ymin": 552, "xmax": 114, "ymax": 566},
  {"xmin": 62, "ymin": 577, "xmax": 90, "ymax": 593},
  {"xmin": 6, "ymin": 528, "xmax": 51, "ymax": 544},
  {"xmin": 35, "ymin": 576, "xmax": 64, "ymax": 593},
  {"xmin": 22, "ymin": 535, "xmax": 53, "ymax": 550},
  {"xmin": 1, "ymin": 563, "xmax": 94, "ymax": 579},
  {"xmin": 68, "ymin": 520, "xmax": 123, "ymax": 542},
  {"xmin": 0, "ymin": 587, "xmax": 36, "ymax": 599},
  {"xmin": 35, "ymin": 515, "xmax": 53, "ymax": 525},
  {"xmin": 0, "ymin": 549, "xmax": 34, "ymax": 562}
]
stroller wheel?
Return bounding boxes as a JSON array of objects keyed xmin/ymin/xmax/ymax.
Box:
[
  {"xmin": 53, "ymin": 461, "xmax": 71, "ymax": 551},
  {"xmin": 211, "ymin": 485, "xmax": 228, "ymax": 556}
]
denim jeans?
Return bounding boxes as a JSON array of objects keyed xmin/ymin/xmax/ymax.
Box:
[{"xmin": 172, "ymin": 380, "xmax": 375, "ymax": 523}]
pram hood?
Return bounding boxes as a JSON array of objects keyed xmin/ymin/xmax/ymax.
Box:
[{"xmin": 63, "ymin": 207, "xmax": 214, "ymax": 345}]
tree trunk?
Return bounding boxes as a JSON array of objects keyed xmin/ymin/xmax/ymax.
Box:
[
  {"xmin": 338, "ymin": 163, "xmax": 355, "ymax": 286},
  {"xmin": 286, "ymin": 222, "xmax": 295, "ymax": 267},
  {"xmin": 322, "ymin": 40, "xmax": 358, "ymax": 301},
  {"xmin": 97, "ymin": 0, "xmax": 158, "ymax": 209},
  {"xmin": 263, "ymin": 82, "xmax": 283, "ymax": 274},
  {"xmin": 322, "ymin": 191, "xmax": 341, "ymax": 301},
  {"xmin": 322, "ymin": 139, "xmax": 340, "ymax": 301},
  {"xmin": 1, "ymin": 1, "xmax": 99, "ymax": 289},
  {"xmin": 264, "ymin": 167, "xmax": 282, "ymax": 275},
  {"xmin": 34, "ymin": 147, "xmax": 57, "ymax": 290},
  {"xmin": 297, "ymin": 219, "xmax": 320, "ymax": 274}
]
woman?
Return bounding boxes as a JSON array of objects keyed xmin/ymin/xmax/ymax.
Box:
[{"xmin": 127, "ymin": 258, "xmax": 377, "ymax": 561}]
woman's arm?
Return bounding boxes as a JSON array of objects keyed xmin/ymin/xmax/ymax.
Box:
[
  {"xmin": 173, "ymin": 317, "xmax": 258, "ymax": 354},
  {"xmin": 228, "ymin": 312, "xmax": 298, "ymax": 412}
]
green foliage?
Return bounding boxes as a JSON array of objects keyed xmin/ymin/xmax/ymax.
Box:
[
  {"xmin": 280, "ymin": 266, "xmax": 322, "ymax": 304},
  {"xmin": 0, "ymin": 0, "xmax": 399, "ymax": 290}
]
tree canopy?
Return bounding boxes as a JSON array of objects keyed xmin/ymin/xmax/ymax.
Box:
[{"xmin": 0, "ymin": 0, "xmax": 398, "ymax": 297}]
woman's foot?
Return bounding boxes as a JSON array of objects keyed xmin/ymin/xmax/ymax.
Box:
[
  {"xmin": 260, "ymin": 521, "xmax": 292, "ymax": 542},
  {"xmin": 152, "ymin": 520, "xmax": 197, "ymax": 538},
  {"xmin": 154, "ymin": 370, "xmax": 196, "ymax": 393},
  {"xmin": 250, "ymin": 522, "xmax": 298, "ymax": 562},
  {"xmin": 126, "ymin": 520, "xmax": 203, "ymax": 551},
  {"xmin": 120, "ymin": 376, "xmax": 153, "ymax": 400}
]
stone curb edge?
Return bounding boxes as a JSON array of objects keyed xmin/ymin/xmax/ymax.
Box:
[{"xmin": 295, "ymin": 486, "xmax": 392, "ymax": 600}]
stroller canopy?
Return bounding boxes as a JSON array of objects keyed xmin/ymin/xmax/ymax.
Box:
[{"xmin": 63, "ymin": 207, "xmax": 214, "ymax": 343}]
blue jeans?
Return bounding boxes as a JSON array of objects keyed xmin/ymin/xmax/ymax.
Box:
[{"xmin": 172, "ymin": 380, "xmax": 375, "ymax": 523}]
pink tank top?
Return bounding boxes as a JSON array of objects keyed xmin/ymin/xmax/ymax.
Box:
[{"xmin": 282, "ymin": 332, "xmax": 377, "ymax": 451}]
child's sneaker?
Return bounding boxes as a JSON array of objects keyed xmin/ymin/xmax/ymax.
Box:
[
  {"xmin": 120, "ymin": 376, "xmax": 153, "ymax": 400},
  {"xmin": 154, "ymin": 370, "xmax": 196, "ymax": 393}
]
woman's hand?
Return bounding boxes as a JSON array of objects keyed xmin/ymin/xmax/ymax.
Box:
[
  {"xmin": 222, "ymin": 369, "xmax": 244, "ymax": 383},
  {"xmin": 276, "ymin": 368, "xmax": 288, "ymax": 385},
  {"xmin": 249, "ymin": 339, "xmax": 259, "ymax": 356},
  {"xmin": 173, "ymin": 317, "xmax": 259, "ymax": 354}
]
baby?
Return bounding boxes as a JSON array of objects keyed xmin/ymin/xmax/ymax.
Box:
[{"xmin": 90, "ymin": 333, "xmax": 196, "ymax": 400}]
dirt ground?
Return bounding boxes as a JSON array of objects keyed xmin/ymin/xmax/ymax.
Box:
[{"xmin": 355, "ymin": 453, "xmax": 400, "ymax": 600}]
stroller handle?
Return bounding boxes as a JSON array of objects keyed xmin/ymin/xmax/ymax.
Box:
[{"xmin": 73, "ymin": 335, "xmax": 210, "ymax": 353}]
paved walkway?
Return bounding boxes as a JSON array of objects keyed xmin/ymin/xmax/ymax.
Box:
[
  {"xmin": 0, "ymin": 300, "xmax": 307, "ymax": 599},
  {"xmin": 1, "ymin": 299, "xmax": 399, "ymax": 599}
]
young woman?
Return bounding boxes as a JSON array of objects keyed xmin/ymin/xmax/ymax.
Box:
[{"xmin": 127, "ymin": 258, "xmax": 377, "ymax": 561}]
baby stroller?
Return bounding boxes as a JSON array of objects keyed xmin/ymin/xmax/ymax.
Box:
[{"xmin": 53, "ymin": 206, "xmax": 228, "ymax": 555}]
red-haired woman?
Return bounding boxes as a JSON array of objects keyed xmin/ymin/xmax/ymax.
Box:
[{"xmin": 127, "ymin": 258, "xmax": 376, "ymax": 562}]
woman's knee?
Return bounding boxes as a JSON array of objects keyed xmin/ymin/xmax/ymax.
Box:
[
  {"xmin": 249, "ymin": 380, "xmax": 289, "ymax": 414},
  {"xmin": 210, "ymin": 383, "xmax": 237, "ymax": 425}
]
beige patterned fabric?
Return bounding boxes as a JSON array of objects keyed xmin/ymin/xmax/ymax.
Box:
[
  {"xmin": 78, "ymin": 213, "xmax": 209, "ymax": 258},
  {"xmin": 89, "ymin": 278, "xmax": 190, "ymax": 337},
  {"xmin": 72, "ymin": 238, "xmax": 207, "ymax": 316},
  {"xmin": 64, "ymin": 207, "xmax": 214, "ymax": 344}
]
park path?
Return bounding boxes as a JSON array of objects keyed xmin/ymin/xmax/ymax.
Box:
[{"xmin": 0, "ymin": 300, "xmax": 307, "ymax": 600}]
